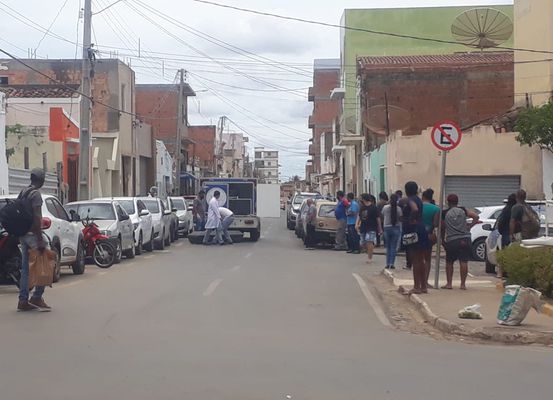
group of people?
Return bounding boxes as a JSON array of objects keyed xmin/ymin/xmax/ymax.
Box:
[{"xmin": 192, "ymin": 190, "xmax": 235, "ymax": 246}]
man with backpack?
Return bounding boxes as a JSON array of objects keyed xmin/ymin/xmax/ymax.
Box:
[
  {"xmin": 510, "ymin": 189, "xmax": 541, "ymax": 242},
  {"xmin": 2, "ymin": 169, "xmax": 50, "ymax": 311}
]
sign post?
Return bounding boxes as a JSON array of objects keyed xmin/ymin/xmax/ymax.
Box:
[{"xmin": 430, "ymin": 120, "xmax": 462, "ymax": 289}]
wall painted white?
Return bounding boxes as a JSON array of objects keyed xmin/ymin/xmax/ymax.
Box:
[
  {"xmin": 0, "ymin": 93, "xmax": 8, "ymax": 194},
  {"xmin": 257, "ymin": 183, "xmax": 281, "ymax": 218},
  {"xmin": 155, "ymin": 140, "xmax": 173, "ymax": 198},
  {"xmin": 543, "ymin": 150, "xmax": 553, "ymax": 199}
]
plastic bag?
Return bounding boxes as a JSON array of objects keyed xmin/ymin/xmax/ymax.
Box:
[
  {"xmin": 28, "ymin": 248, "xmax": 56, "ymax": 288},
  {"xmin": 458, "ymin": 304, "xmax": 483, "ymax": 319},
  {"xmin": 497, "ymin": 285, "xmax": 543, "ymax": 326}
]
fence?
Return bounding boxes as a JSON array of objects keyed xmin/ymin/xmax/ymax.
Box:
[{"xmin": 8, "ymin": 167, "xmax": 59, "ymax": 197}]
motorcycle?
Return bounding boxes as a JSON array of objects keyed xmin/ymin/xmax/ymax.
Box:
[
  {"xmin": 0, "ymin": 227, "xmax": 22, "ymax": 287},
  {"xmin": 81, "ymin": 216, "xmax": 117, "ymax": 268}
]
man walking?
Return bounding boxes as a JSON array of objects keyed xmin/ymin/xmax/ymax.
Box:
[
  {"xmin": 18, "ymin": 168, "xmax": 50, "ymax": 312},
  {"xmin": 441, "ymin": 194, "xmax": 479, "ymax": 290},
  {"xmin": 334, "ymin": 191, "xmax": 350, "ymax": 251},
  {"xmin": 346, "ymin": 193, "xmax": 360, "ymax": 254},
  {"xmin": 218, "ymin": 206, "xmax": 235, "ymax": 244},
  {"xmin": 304, "ymin": 198, "xmax": 317, "ymax": 250},
  {"xmin": 203, "ymin": 191, "xmax": 223, "ymax": 245},
  {"xmin": 193, "ymin": 190, "xmax": 208, "ymax": 231},
  {"xmin": 509, "ymin": 189, "xmax": 540, "ymax": 243}
]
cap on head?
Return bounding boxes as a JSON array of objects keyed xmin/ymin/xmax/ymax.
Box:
[
  {"xmin": 447, "ymin": 194, "xmax": 459, "ymax": 205},
  {"xmin": 30, "ymin": 168, "xmax": 45, "ymax": 186}
]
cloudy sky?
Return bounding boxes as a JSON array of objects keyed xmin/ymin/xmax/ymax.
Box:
[{"xmin": 0, "ymin": 0, "xmax": 512, "ymax": 180}]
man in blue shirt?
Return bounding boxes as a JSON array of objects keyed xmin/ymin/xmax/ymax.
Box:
[
  {"xmin": 334, "ymin": 190, "xmax": 350, "ymax": 251},
  {"xmin": 346, "ymin": 192, "xmax": 360, "ymax": 254}
]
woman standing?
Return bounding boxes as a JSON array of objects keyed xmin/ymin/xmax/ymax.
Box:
[
  {"xmin": 356, "ymin": 194, "xmax": 382, "ymax": 264},
  {"xmin": 495, "ymin": 193, "xmax": 516, "ymax": 278},
  {"xmin": 382, "ymin": 194, "xmax": 403, "ymax": 269},
  {"xmin": 401, "ymin": 181, "xmax": 429, "ymax": 294}
]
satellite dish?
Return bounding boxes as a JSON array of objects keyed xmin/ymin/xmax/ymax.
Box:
[
  {"xmin": 451, "ymin": 8, "xmax": 513, "ymax": 50},
  {"xmin": 364, "ymin": 105, "xmax": 411, "ymax": 135},
  {"xmin": 206, "ymin": 187, "xmax": 227, "ymax": 207}
]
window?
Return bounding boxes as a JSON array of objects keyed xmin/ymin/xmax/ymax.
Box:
[
  {"xmin": 52, "ymin": 198, "xmax": 70, "ymax": 221},
  {"xmin": 172, "ymin": 198, "xmax": 186, "ymax": 211},
  {"xmin": 121, "ymin": 84, "xmax": 126, "ymax": 111},
  {"xmin": 143, "ymin": 199, "xmax": 160, "ymax": 214},
  {"xmin": 0, "ymin": 77, "xmax": 8, "ymax": 84},
  {"xmin": 45, "ymin": 198, "xmax": 59, "ymax": 218},
  {"xmin": 64, "ymin": 203, "xmax": 116, "ymax": 220},
  {"xmin": 491, "ymin": 210, "xmax": 503, "ymax": 220},
  {"xmin": 319, "ymin": 205, "xmax": 336, "ymax": 218},
  {"xmin": 118, "ymin": 199, "xmax": 136, "ymax": 215},
  {"xmin": 137, "ymin": 200, "xmax": 147, "ymax": 213},
  {"xmin": 115, "ymin": 204, "xmax": 127, "ymax": 221}
]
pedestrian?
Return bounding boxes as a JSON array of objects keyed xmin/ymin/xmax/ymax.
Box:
[
  {"xmin": 346, "ymin": 192, "xmax": 360, "ymax": 254},
  {"xmin": 218, "ymin": 206, "xmax": 235, "ymax": 245},
  {"xmin": 334, "ymin": 190, "xmax": 350, "ymax": 251},
  {"xmin": 441, "ymin": 194, "xmax": 479, "ymax": 290},
  {"xmin": 356, "ymin": 193, "xmax": 382, "ymax": 264},
  {"xmin": 401, "ymin": 181, "xmax": 429, "ymax": 294},
  {"xmin": 382, "ymin": 193, "xmax": 402, "ymax": 269},
  {"xmin": 376, "ymin": 192, "xmax": 389, "ymax": 247},
  {"xmin": 496, "ymin": 193, "xmax": 516, "ymax": 279},
  {"xmin": 509, "ymin": 189, "xmax": 541, "ymax": 243},
  {"xmin": 193, "ymin": 190, "xmax": 208, "ymax": 231},
  {"xmin": 18, "ymin": 168, "xmax": 51, "ymax": 312},
  {"xmin": 422, "ymin": 188, "xmax": 440, "ymax": 284},
  {"xmin": 304, "ymin": 198, "xmax": 317, "ymax": 250},
  {"xmin": 396, "ymin": 189, "xmax": 412, "ymax": 270},
  {"xmin": 148, "ymin": 186, "xmax": 158, "ymax": 197},
  {"xmin": 203, "ymin": 191, "xmax": 223, "ymax": 245}
]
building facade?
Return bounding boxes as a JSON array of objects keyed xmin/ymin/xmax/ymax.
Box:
[
  {"xmin": 254, "ymin": 147, "xmax": 279, "ymax": 184},
  {"xmin": 0, "ymin": 92, "xmax": 7, "ymax": 195},
  {"xmin": 217, "ymin": 132, "xmax": 249, "ymax": 178}
]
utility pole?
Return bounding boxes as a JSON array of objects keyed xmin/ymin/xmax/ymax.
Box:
[
  {"xmin": 78, "ymin": 0, "xmax": 92, "ymax": 200},
  {"xmin": 175, "ymin": 69, "xmax": 186, "ymax": 195}
]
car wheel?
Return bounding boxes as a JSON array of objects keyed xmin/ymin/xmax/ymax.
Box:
[
  {"xmin": 471, "ymin": 238, "xmax": 487, "ymax": 262},
  {"xmin": 124, "ymin": 240, "xmax": 136, "ymax": 259},
  {"xmin": 485, "ymin": 259, "xmax": 496, "ymax": 274},
  {"xmin": 144, "ymin": 229, "xmax": 154, "ymax": 252},
  {"xmin": 250, "ymin": 230, "xmax": 260, "ymax": 242},
  {"xmin": 52, "ymin": 246, "xmax": 61, "ymax": 283},
  {"xmin": 71, "ymin": 241, "xmax": 86, "ymax": 275},
  {"xmin": 135, "ymin": 232, "xmax": 143, "ymax": 255},
  {"xmin": 287, "ymin": 220, "xmax": 294, "ymax": 230},
  {"xmin": 156, "ymin": 230, "xmax": 166, "ymax": 250},
  {"xmin": 165, "ymin": 228, "xmax": 171, "ymax": 247},
  {"xmin": 114, "ymin": 237, "xmax": 122, "ymax": 264}
]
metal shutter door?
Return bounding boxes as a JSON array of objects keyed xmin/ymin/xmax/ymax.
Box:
[{"xmin": 444, "ymin": 176, "xmax": 521, "ymax": 209}]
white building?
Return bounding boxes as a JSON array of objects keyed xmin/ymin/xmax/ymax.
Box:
[
  {"xmin": 155, "ymin": 140, "xmax": 173, "ymax": 198},
  {"xmin": 0, "ymin": 92, "xmax": 8, "ymax": 194},
  {"xmin": 254, "ymin": 147, "xmax": 279, "ymax": 184},
  {"xmin": 218, "ymin": 133, "xmax": 248, "ymax": 178}
]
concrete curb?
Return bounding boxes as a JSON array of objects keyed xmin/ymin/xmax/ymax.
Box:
[{"xmin": 380, "ymin": 269, "xmax": 553, "ymax": 345}]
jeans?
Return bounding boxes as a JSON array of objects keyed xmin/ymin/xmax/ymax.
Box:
[
  {"xmin": 335, "ymin": 219, "xmax": 347, "ymax": 249},
  {"xmin": 305, "ymin": 224, "xmax": 316, "ymax": 248},
  {"xmin": 347, "ymin": 224, "xmax": 360, "ymax": 251},
  {"xmin": 19, "ymin": 234, "xmax": 45, "ymax": 302},
  {"xmin": 384, "ymin": 226, "xmax": 401, "ymax": 267},
  {"xmin": 195, "ymin": 217, "xmax": 206, "ymax": 232},
  {"xmin": 219, "ymin": 215, "xmax": 235, "ymax": 243},
  {"xmin": 203, "ymin": 228, "xmax": 223, "ymax": 245}
]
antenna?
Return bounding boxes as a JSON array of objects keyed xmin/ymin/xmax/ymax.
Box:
[{"xmin": 451, "ymin": 8, "xmax": 513, "ymax": 50}]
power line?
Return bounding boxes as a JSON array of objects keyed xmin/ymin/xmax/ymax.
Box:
[
  {"xmin": 35, "ymin": 0, "xmax": 71, "ymax": 52},
  {"xmin": 92, "ymin": 0, "xmax": 126, "ymax": 15}
]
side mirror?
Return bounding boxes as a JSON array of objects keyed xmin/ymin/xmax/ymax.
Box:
[
  {"xmin": 69, "ymin": 210, "xmax": 80, "ymax": 222},
  {"xmin": 163, "ymin": 210, "xmax": 172, "ymax": 216},
  {"xmin": 139, "ymin": 209, "xmax": 150, "ymax": 217},
  {"xmin": 120, "ymin": 214, "xmax": 130, "ymax": 221},
  {"xmin": 172, "ymin": 208, "xmax": 178, "ymax": 213},
  {"xmin": 482, "ymin": 223, "xmax": 493, "ymax": 231}
]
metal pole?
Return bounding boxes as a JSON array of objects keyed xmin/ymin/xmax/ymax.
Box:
[
  {"xmin": 434, "ymin": 150, "xmax": 447, "ymax": 289},
  {"xmin": 175, "ymin": 69, "xmax": 185, "ymax": 195},
  {"xmin": 78, "ymin": 0, "xmax": 92, "ymax": 200}
]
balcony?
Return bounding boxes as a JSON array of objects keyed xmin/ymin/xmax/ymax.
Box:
[
  {"xmin": 308, "ymin": 87, "xmax": 314, "ymax": 102},
  {"xmin": 308, "ymin": 115, "xmax": 314, "ymax": 129}
]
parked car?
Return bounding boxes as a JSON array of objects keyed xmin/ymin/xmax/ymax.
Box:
[
  {"xmin": 168, "ymin": 196, "xmax": 194, "ymax": 237},
  {"xmin": 295, "ymin": 199, "xmax": 310, "ymax": 239},
  {"xmin": 96, "ymin": 197, "xmax": 154, "ymax": 254},
  {"xmin": 0, "ymin": 194, "xmax": 85, "ymax": 282},
  {"xmin": 162, "ymin": 198, "xmax": 180, "ymax": 242},
  {"xmin": 287, "ymin": 192, "xmax": 320, "ymax": 230},
  {"xmin": 309, "ymin": 200, "xmax": 339, "ymax": 246},
  {"xmin": 65, "ymin": 200, "xmax": 135, "ymax": 262},
  {"xmin": 139, "ymin": 197, "xmax": 172, "ymax": 250},
  {"xmin": 470, "ymin": 205, "xmax": 504, "ymax": 262}
]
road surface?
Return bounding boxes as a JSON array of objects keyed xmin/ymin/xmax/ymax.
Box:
[{"xmin": 0, "ymin": 216, "xmax": 551, "ymax": 399}]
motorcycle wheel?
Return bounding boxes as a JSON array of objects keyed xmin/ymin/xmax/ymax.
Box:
[{"xmin": 93, "ymin": 241, "xmax": 117, "ymax": 268}]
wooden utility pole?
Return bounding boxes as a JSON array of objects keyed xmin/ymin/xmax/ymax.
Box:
[
  {"xmin": 78, "ymin": 0, "xmax": 92, "ymax": 200},
  {"xmin": 175, "ymin": 69, "xmax": 186, "ymax": 195}
]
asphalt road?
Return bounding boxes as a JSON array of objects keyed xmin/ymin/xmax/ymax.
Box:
[{"xmin": 0, "ymin": 215, "xmax": 552, "ymax": 399}]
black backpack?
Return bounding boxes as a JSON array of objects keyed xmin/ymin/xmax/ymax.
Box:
[{"xmin": 0, "ymin": 188, "xmax": 36, "ymax": 236}]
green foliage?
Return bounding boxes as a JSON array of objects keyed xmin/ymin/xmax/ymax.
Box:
[
  {"xmin": 515, "ymin": 102, "xmax": 553, "ymax": 153},
  {"xmin": 4, "ymin": 124, "xmax": 20, "ymax": 162},
  {"xmin": 497, "ymin": 245, "xmax": 553, "ymax": 297}
]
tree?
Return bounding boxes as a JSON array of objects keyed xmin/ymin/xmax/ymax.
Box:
[{"xmin": 515, "ymin": 102, "xmax": 553, "ymax": 153}]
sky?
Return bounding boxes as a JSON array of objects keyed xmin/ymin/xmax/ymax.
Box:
[{"xmin": 0, "ymin": 0, "xmax": 513, "ymax": 181}]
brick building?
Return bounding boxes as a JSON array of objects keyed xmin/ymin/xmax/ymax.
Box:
[
  {"xmin": 188, "ymin": 125, "xmax": 216, "ymax": 176},
  {"xmin": 357, "ymin": 52, "xmax": 514, "ymax": 149}
]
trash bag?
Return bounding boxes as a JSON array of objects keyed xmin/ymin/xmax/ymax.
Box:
[
  {"xmin": 497, "ymin": 285, "xmax": 543, "ymax": 326},
  {"xmin": 28, "ymin": 248, "xmax": 56, "ymax": 289},
  {"xmin": 458, "ymin": 304, "xmax": 483, "ymax": 319}
]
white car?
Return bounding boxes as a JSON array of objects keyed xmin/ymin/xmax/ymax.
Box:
[
  {"xmin": 97, "ymin": 197, "xmax": 154, "ymax": 255},
  {"xmin": 65, "ymin": 200, "xmax": 135, "ymax": 262},
  {"xmin": 168, "ymin": 196, "xmax": 194, "ymax": 237},
  {"xmin": 139, "ymin": 197, "xmax": 172, "ymax": 250},
  {"xmin": 0, "ymin": 194, "xmax": 85, "ymax": 282},
  {"xmin": 470, "ymin": 205, "xmax": 504, "ymax": 262}
]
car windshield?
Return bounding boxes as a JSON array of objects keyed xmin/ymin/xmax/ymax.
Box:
[
  {"xmin": 319, "ymin": 205, "xmax": 336, "ymax": 218},
  {"xmin": 294, "ymin": 195, "xmax": 315, "ymax": 205},
  {"xmin": 172, "ymin": 199, "xmax": 186, "ymax": 211},
  {"xmin": 143, "ymin": 199, "xmax": 160, "ymax": 214},
  {"xmin": 118, "ymin": 200, "xmax": 135, "ymax": 215},
  {"xmin": 65, "ymin": 203, "xmax": 115, "ymax": 220}
]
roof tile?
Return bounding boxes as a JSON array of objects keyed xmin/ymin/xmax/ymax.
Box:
[{"xmin": 358, "ymin": 52, "xmax": 513, "ymax": 70}]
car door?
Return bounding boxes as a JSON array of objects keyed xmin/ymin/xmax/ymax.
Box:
[
  {"xmin": 43, "ymin": 197, "xmax": 65, "ymax": 260},
  {"xmin": 159, "ymin": 199, "xmax": 169, "ymax": 237},
  {"xmin": 137, "ymin": 200, "xmax": 152, "ymax": 240},
  {"xmin": 115, "ymin": 203, "xmax": 134, "ymax": 250},
  {"xmin": 51, "ymin": 197, "xmax": 80, "ymax": 264}
]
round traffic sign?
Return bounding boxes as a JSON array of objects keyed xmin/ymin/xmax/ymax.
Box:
[{"xmin": 431, "ymin": 120, "xmax": 462, "ymax": 151}]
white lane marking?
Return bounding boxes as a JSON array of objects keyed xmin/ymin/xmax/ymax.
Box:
[
  {"xmin": 244, "ymin": 252, "xmax": 253, "ymax": 259},
  {"xmin": 352, "ymin": 273, "xmax": 391, "ymax": 328},
  {"xmin": 143, "ymin": 255, "xmax": 155, "ymax": 260},
  {"xmin": 229, "ymin": 265, "xmax": 241, "ymax": 273},
  {"xmin": 203, "ymin": 279, "xmax": 223, "ymax": 296}
]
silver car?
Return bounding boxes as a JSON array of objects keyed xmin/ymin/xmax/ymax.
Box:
[
  {"xmin": 139, "ymin": 197, "xmax": 172, "ymax": 250},
  {"xmin": 168, "ymin": 197, "xmax": 194, "ymax": 237},
  {"xmin": 65, "ymin": 200, "xmax": 135, "ymax": 262}
]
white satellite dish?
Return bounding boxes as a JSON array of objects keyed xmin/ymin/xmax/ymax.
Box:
[{"xmin": 206, "ymin": 187, "xmax": 227, "ymax": 207}]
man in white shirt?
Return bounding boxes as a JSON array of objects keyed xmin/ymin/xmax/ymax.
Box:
[
  {"xmin": 203, "ymin": 191, "xmax": 223, "ymax": 245},
  {"xmin": 218, "ymin": 206, "xmax": 235, "ymax": 244}
]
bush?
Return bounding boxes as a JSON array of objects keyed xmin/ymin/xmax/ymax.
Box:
[{"xmin": 497, "ymin": 245, "xmax": 553, "ymax": 298}]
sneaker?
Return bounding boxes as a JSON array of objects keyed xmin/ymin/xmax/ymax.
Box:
[
  {"xmin": 29, "ymin": 297, "xmax": 51, "ymax": 312},
  {"xmin": 17, "ymin": 301, "xmax": 39, "ymax": 312},
  {"xmin": 390, "ymin": 265, "xmax": 396, "ymax": 269},
  {"xmin": 346, "ymin": 250, "xmax": 353, "ymax": 254},
  {"xmin": 352, "ymin": 250, "xmax": 360, "ymax": 254}
]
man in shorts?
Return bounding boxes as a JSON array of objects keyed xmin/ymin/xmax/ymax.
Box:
[
  {"xmin": 441, "ymin": 194, "xmax": 479, "ymax": 290},
  {"xmin": 356, "ymin": 194, "xmax": 382, "ymax": 264}
]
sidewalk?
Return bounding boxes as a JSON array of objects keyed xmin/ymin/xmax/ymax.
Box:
[{"xmin": 382, "ymin": 263, "xmax": 553, "ymax": 345}]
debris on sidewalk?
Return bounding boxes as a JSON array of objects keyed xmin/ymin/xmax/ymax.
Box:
[
  {"xmin": 497, "ymin": 285, "xmax": 543, "ymax": 326},
  {"xmin": 458, "ymin": 304, "xmax": 483, "ymax": 319}
]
